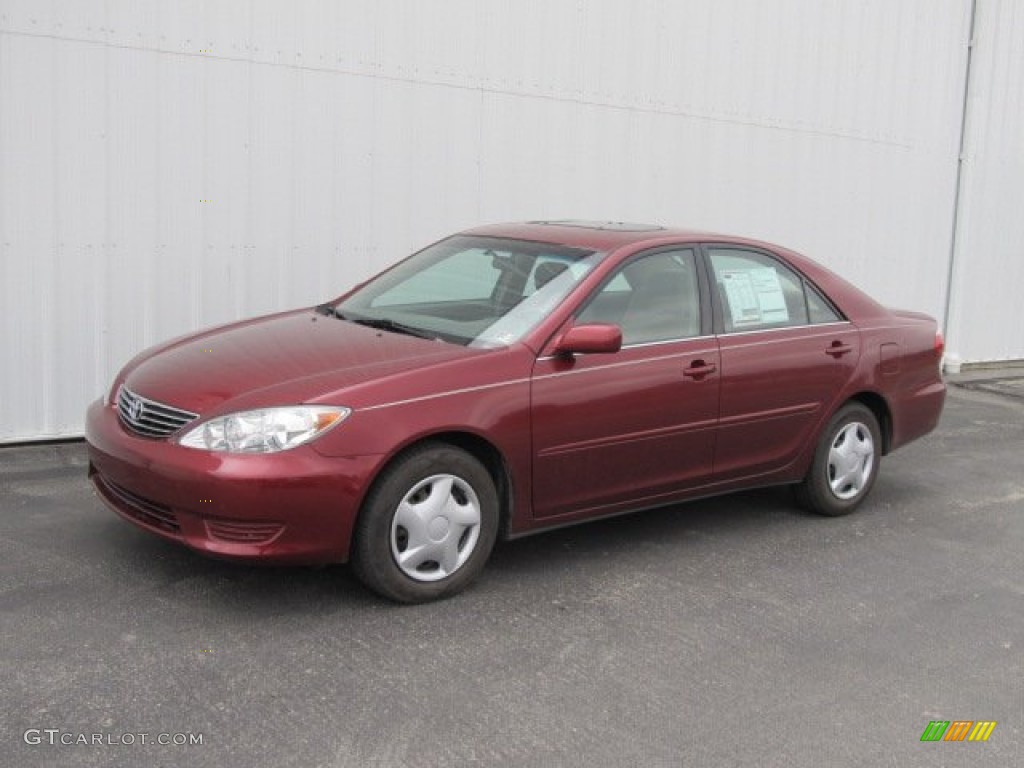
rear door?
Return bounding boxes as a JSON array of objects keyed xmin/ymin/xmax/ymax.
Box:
[
  {"xmin": 531, "ymin": 248, "xmax": 720, "ymax": 519},
  {"xmin": 705, "ymin": 245, "xmax": 860, "ymax": 480}
]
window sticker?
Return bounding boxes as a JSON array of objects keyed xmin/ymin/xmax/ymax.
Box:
[{"xmin": 720, "ymin": 267, "xmax": 789, "ymax": 327}]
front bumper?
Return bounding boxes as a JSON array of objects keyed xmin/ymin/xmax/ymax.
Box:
[{"xmin": 85, "ymin": 399, "xmax": 381, "ymax": 564}]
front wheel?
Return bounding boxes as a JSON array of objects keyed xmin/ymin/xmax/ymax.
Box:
[
  {"xmin": 351, "ymin": 443, "xmax": 499, "ymax": 603},
  {"xmin": 795, "ymin": 402, "xmax": 881, "ymax": 516}
]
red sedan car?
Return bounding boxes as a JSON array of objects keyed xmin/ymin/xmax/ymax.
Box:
[{"xmin": 86, "ymin": 221, "xmax": 945, "ymax": 602}]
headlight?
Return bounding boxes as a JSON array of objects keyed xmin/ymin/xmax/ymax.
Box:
[{"xmin": 179, "ymin": 406, "xmax": 350, "ymax": 453}]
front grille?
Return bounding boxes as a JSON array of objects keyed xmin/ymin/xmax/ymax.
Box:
[
  {"xmin": 96, "ymin": 475, "xmax": 180, "ymax": 535},
  {"xmin": 117, "ymin": 386, "xmax": 198, "ymax": 438}
]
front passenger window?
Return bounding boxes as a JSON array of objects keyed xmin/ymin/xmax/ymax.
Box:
[{"xmin": 577, "ymin": 250, "xmax": 699, "ymax": 345}]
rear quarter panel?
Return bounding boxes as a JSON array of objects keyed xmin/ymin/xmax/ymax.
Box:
[
  {"xmin": 773, "ymin": 244, "xmax": 945, "ymax": 453},
  {"xmin": 854, "ymin": 313, "xmax": 945, "ymax": 451}
]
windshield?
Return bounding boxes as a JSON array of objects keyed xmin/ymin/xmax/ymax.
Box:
[{"xmin": 336, "ymin": 236, "xmax": 603, "ymax": 347}]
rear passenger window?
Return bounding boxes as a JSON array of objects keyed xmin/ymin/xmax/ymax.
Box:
[
  {"xmin": 708, "ymin": 248, "xmax": 814, "ymax": 332},
  {"xmin": 806, "ymin": 283, "xmax": 842, "ymax": 324}
]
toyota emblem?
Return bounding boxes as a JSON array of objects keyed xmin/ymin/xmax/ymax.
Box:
[{"xmin": 128, "ymin": 398, "xmax": 145, "ymax": 422}]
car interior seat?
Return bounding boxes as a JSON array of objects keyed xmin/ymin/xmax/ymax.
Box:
[{"xmin": 533, "ymin": 261, "xmax": 570, "ymax": 291}]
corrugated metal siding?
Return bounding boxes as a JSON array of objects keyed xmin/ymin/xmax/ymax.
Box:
[
  {"xmin": 945, "ymin": 0, "xmax": 1024, "ymax": 366},
  {"xmin": 0, "ymin": 0, "xmax": 979, "ymax": 441}
]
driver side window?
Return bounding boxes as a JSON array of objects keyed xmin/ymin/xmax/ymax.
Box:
[{"xmin": 577, "ymin": 249, "xmax": 700, "ymax": 345}]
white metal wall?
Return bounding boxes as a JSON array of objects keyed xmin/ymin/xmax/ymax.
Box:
[
  {"xmin": 945, "ymin": 0, "xmax": 1024, "ymax": 367},
  {"xmin": 0, "ymin": 0, "xmax": 986, "ymax": 441}
]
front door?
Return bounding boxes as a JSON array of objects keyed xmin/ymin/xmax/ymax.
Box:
[{"xmin": 531, "ymin": 248, "xmax": 720, "ymax": 519}]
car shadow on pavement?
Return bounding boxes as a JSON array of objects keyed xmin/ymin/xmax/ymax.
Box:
[{"xmin": 89, "ymin": 484, "xmax": 814, "ymax": 610}]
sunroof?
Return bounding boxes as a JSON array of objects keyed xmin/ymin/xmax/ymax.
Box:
[{"xmin": 531, "ymin": 219, "xmax": 664, "ymax": 232}]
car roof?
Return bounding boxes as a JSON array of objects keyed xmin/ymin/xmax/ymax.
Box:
[
  {"xmin": 461, "ymin": 220, "xmax": 890, "ymax": 321},
  {"xmin": 461, "ymin": 220, "xmax": 719, "ymax": 251}
]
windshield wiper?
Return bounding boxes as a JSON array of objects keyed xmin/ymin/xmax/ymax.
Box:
[
  {"xmin": 349, "ymin": 316, "xmax": 438, "ymax": 341},
  {"xmin": 317, "ymin": 305, "xmax": 439, "ymax": 341}
]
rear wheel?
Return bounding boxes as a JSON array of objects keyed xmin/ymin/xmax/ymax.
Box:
[
  {"xmin": 796, "ymin": 402, "xmax": 881, "ymax": 516},
  {"xmin": 351, "ymin": 443, "xmax": 499, "ymax": 603}
]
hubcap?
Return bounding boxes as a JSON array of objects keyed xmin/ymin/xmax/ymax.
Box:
[
  {"xmin": 390, "ymin": 474, "xmax": 482, "ymax": 582},
  {"xmin": 827, "ymin": 421, "xmax": 875, "ymax": 500}
]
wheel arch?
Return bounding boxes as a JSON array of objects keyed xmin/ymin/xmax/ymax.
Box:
[
  {"xmin": 364, "ymin": 431, "xmax": 515, "ymax": 540},
  {"xmin": 846, "ymin": 391, "xmax": 893, "ymax": 455}
]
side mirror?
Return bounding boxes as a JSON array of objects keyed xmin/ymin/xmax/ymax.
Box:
[{"xmin": 553, "ymin": 324, "xmax": 622, "ymax": 356}]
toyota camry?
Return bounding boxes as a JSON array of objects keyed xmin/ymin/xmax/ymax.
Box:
[{"xmin": 86, "ymin": 221, "xmax": 946, "ymax": 602}]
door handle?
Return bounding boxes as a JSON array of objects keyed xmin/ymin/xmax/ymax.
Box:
[
  {"xmin": 683, "ymin": 361, "xmax": 717, "ymax": 378},
  {"xmin": 825, "ymin": 342, "xmax": 853, "ymax": 358}
]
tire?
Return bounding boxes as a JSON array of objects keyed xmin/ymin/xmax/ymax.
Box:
[
  {"xmin": 795, "ymin": 402, "xmax": 881, "ymax": 517},
  {"xmin": 351, "ymin": 443, "xmax": 499, "ymax": 603}
]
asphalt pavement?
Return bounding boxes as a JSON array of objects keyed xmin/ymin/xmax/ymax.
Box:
[{"xmin": 2, "ymin": 378, "xmax": 1022, "ymax": 767}]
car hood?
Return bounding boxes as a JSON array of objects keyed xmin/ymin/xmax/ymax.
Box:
[{"xmin": 122, "ymin": 309, "xmax": 479, "ymax": 414}]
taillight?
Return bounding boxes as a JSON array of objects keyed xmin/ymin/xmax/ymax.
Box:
[{"xmin": 934, "ymin": 330, "xmax": 945, "ymax": 358}]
